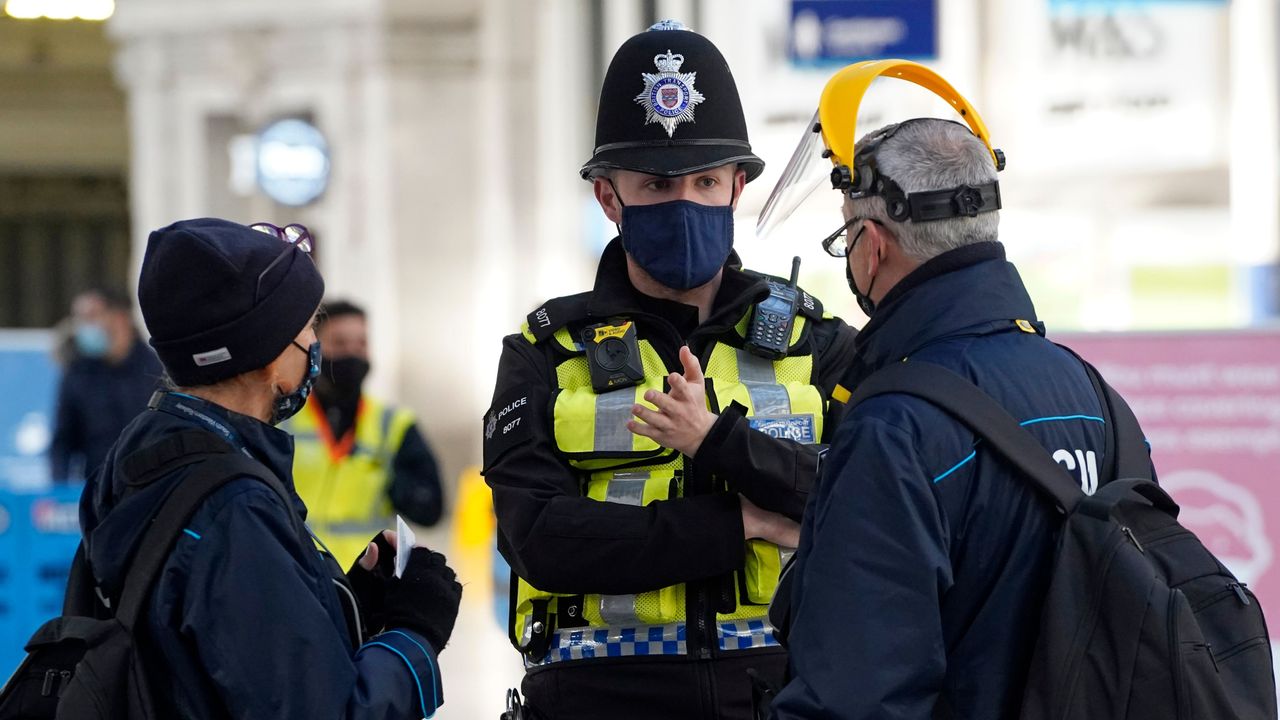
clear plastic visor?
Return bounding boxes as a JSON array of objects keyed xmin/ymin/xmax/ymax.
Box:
[{"xmin": 756, "ymin": 110, "xmax": 833, "ymax": 240}]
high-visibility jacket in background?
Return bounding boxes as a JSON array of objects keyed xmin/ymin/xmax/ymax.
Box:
[{"xmin": 287, "ymin": 395, "xmax": 416, "ymax": 567}]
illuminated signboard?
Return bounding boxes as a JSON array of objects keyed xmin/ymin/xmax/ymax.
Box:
[{"xmin": 255, "ymin": 118, "xmax": 331, "ymax": 207}]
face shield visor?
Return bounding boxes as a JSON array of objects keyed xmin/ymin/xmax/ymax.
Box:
[
  {"xmin": 756, "ymin": 110, "xmax": 831, "ymax": 241},
  {"xmin": 755, "ymin": 59, "xmax": 1005, "ymax": 242}
]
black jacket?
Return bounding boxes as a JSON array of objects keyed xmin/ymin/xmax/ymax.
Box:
[
  {"xmin": 80, "ymin": 394, "xmax": 442, "ymax": 719},
  {"xmin": 50, "ymin": 338, "xmax": 162, "ymax": 480},
  {"xmin": 483, "ymin": 238, "xmax": 857, "ymax": 719},
  {"xmin": 772, "ymin": 243, "xmax": 1111, "ymax": 720}
]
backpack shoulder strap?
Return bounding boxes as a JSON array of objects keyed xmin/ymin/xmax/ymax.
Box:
[
  {"xmin": 113, "ymin": 448, "xmax": 293, "ymax": 631},
  {"xmin": 1054, "ymin": 344, "xmax": 1152, "ymax": 482},
  {"xmin": 848, "ymin": 361, "xmax": 1083, "ymax": 514},
  {"xmin": 61, "ymin": 542, "xmax": 99, "ymax": 616}
]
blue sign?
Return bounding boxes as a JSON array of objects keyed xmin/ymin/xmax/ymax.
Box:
[
  {"xmin": 0, "ymin": 333, "xmax": 78, "ymax": 675},
  {"xmin": 0, "ymin": 485, "xmax": 82, "ymax": 675},
  {"xmin": 790, "ymin": 0, "xmax": 938, "ymax": 66},
  {"xmin": 0, "ymin": 332, "xmax": 57, "ymax": 491}
]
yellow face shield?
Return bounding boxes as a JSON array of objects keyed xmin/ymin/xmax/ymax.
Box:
[{"xmin": 756, "ymin": 59, "xmax": 1004, "ymax": 240}]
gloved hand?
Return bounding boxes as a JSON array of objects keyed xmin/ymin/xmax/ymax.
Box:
[
  {"xmin": 346, "ymin": 531, "xmax": 397, "ymax": 635},
  {"xmin": 384, "ymin": 547, "xmax": 463, "ymax": 654}
]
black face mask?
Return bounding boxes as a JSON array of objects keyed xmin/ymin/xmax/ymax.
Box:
[
  {"xmin": 320, "ymin": 356, "xmax": 370, "ymax": 399},
  {"xmin": 844, "ymin": 225, "xmax": 877, "ymax": 317}
]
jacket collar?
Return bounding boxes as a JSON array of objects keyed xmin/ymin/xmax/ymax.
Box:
[
  {"xmin": 849, "ymin": 242, "xmax": 1039, "ymax": 383},
  {"xmin": 158, "ymin": 391, "xmax": 299, "ymax": 486},
  {"xmin": 587, "ymin": 236, "xmax": 770, "ymax": 336}
]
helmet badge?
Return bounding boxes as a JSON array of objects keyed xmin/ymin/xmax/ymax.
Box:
[{"xmin": 635, "ymin": 50, "xmax": 706, "ymax": 138}]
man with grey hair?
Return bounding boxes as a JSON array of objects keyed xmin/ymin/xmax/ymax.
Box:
[{"xmin": 767, "ymin": 116, "xmax": 1112, "ymax": 718}]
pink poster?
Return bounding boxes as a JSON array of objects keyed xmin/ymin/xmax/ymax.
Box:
[{"xmin": 1061, "ymin": 331, "xmax": 1280, "ymax": 619}]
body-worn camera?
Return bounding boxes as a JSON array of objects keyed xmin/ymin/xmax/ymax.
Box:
[{"xmin": 582, "ymin": 320, "xmax": 645, "ymax": 393}]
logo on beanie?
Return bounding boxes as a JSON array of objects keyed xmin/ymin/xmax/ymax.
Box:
[
  {"xmin": 636, "ymin": 50, "xmax": 705, "ymax": 137},
  {"xmin": 193, "ymin": 347, "xmax": 233, "ymax": 367}
]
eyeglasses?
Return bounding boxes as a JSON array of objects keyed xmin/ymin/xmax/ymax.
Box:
[
  {"xmin": 250, "ymin": 222, "xmax": 314, "ymax": 253},
  {"xmin": 250, "ymin": 222, "xmax": 315, "ymax": 304},
  {"xmin": 821, "ymin": 216, "xmax": 864, "ymax": 258}
]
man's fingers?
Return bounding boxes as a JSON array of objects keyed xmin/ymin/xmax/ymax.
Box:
[
  {"xmin": 630, "ymin": 404, "xmax": 672, "ymax": 431},
  {"xmin": 643, "ymin": 389, "xmax": 678, "ymax": 413},
  {"xmin": 667, "ymin": 372, "xmax": 689, "ymax": 397},
  {"xmin": 626, "ymin": 418, "xmax": 660, "ymax": 440},
  {"xmin": 679, "ymin": 346, "xmax": 704, "ymax": 383}
]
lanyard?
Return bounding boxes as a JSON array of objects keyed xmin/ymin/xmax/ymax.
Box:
[{"xmin": 149, "ymin": 391, "xmax": 253, "ymax": 458}]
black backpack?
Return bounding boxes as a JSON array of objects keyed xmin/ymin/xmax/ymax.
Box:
[
  {"xmin": 844, "ymin": 358, "xmax": 1277, "ymax": 720},
  {"xmin": 0, "ymin": 432, "xmax": 294, "ymax": 720}
]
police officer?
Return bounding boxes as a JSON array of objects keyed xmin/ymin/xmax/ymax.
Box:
[
  {"xmin": 285, "ymin": 299, "xmax": 444, "ymax": 568},
  {"xmin": 78, "ymin": 218, "xmax": 461, "ymax": 719},
  {"xmin": 482, "ymin": 22, "xmax": 858, "ymax": 720}
]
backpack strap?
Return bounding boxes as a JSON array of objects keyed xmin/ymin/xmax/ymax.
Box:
[
  {"xmin": 61, "ymin": 543, "xmax": 100, "ymax": 617},
  {"xmin": 1054, "ymin": 345, "xmax": 1152, "ymax": 482},
  {"xmin": 119, "ymin": 430, "xmax": 241, "ymax": 488},
  {"xmin": 1060, "ymin": 347, "xmax": 1117, "ymax": 488},
  {"xmin": 848, "ymin": 361, "xmax": 1084, "ymax": 514},
  {"xmin": 113, "ymin": 449, "xmax": 295, "ymax": 631}
]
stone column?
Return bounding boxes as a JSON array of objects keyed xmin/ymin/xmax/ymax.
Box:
[{"xmin": 109, "ymin": 0, "xmax": 497, "ymax": 489}]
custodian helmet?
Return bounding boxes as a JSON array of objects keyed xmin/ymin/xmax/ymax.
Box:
[{"xmin": 580, "ymin": 21, "xmax": 764, "ymax": 183}]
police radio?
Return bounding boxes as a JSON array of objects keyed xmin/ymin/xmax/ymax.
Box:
[
  {"xmin": 745, "ymin": 257, "xmax": 802, "ymax": 360},
  {"xmin": 582, "ymin": 320, "xmax": 645, "ymax": 393}
]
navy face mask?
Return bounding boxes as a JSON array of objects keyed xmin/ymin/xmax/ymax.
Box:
[
  {"xmin": 615, "ymin": 182, "xmax": 736, "ymax": 291},
  {"xmin": 272, "ymin": 340, "xmax": 321, "ymax": 425}
]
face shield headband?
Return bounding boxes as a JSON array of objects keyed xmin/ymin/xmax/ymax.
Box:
[{"xmin": 841, "ymin": 120, "xmax": 1003, "ymax": 224}]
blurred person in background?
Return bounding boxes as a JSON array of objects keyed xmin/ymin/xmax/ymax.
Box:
[
  {"xmin": 483, "ymin": 21, "xmax": 858, "ymax": 720},
  {"xmin": 283, "ymin": 298, "xmax": 444, "ymax": 568},
  {"xmin": 78, "ymin": 218, "xmax": 460, "ymax": 718},
  {"xmin": 50, "ymin": 287, "xmax": 162, "ymax": 482}
]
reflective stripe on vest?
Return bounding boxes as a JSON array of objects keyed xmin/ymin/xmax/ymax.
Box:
[
  {"xmin": 513, "ymin": 313, "xmax": 825, "ymax": 664},
  {"xmin": 284, "ymin": 395, "xmax": 416, "ymax": 568}
]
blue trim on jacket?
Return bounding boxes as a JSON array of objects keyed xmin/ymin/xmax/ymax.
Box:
[{"xmin": 930, "ymin": 414, "xmax": 1106, "ymax": 484}]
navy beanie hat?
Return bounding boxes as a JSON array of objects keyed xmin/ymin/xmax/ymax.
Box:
[{"xmin": 138, "ymin": 217, "xmax": 325, "ymax": 387}]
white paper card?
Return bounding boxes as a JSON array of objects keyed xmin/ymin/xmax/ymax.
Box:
[{"xmin": 395, "ymin": 515, "xmax": 416, "ymax": 579}]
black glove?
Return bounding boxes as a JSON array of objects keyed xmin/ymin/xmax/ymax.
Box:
[
  {"xmin": 384, "ymin": 547, "xmax": 463, "ymax": 654},
  {"xmin": 346, "ymin": 532, "xmax": 397, "ymax": 635}
]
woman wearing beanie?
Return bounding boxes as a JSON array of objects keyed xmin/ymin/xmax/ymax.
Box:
[{"xmin": 76, "ymin": 218, "xmax": 460, "ymax": 719}]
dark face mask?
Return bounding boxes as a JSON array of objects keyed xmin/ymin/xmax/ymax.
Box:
[
  {"xmin": 320, "ymin": 356, "xmax": 370, "ymax": 399},
  {"xmin": 272, "ymin": 341, "xmax": 321, "ymax": 425},
  {"xmin": 844, "ymin": 224, "xmax": 877, "ymax": 317},
  {"xmin": 614, "ymin": 180, "xmax": 736, "ymax": 291}
]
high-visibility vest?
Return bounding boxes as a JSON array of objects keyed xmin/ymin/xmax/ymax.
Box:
[
  {"xmin": 285, "ymin": 395, "xmax": 416, "ymax": 568},
  {"xmin": 511, "ymin": 307, "xmax": 828, "ymax": 665}
]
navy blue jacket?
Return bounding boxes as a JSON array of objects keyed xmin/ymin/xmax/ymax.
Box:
[
  {"xmin": 51, "ymin": 338, "xmax": 163, "ymax": 481},
  {"xmin": 79, "ymin": 394, "xmax": 442, "ymax": 719},
  {"xmin": 772, "ymin": 243, "xmax": 1108, "ymax": 720}
]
